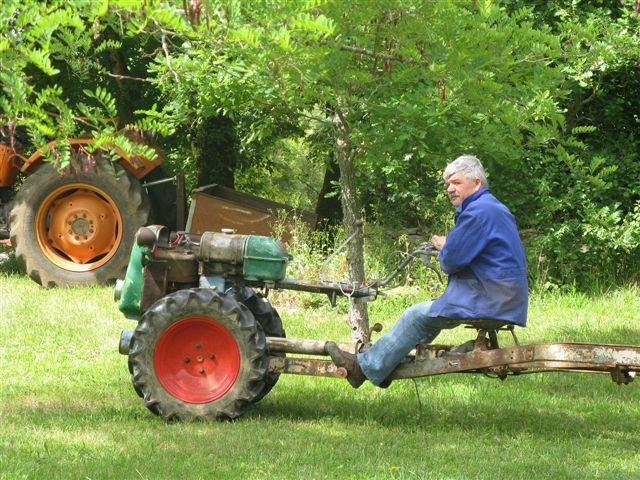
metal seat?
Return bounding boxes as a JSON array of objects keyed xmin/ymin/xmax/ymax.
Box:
[{"xmin": 445, "ymin": 319, "xmax": 519, "ymax": 350}]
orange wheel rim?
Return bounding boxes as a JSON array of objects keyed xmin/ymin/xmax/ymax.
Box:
[{"xmin": 35, "ymin": 183, "xmax": 123, "ymax": 272}]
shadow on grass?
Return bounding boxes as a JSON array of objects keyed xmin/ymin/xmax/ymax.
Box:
[{"xmin": 257, "ymin": 373, "xmax": 639, "ymax": 437}]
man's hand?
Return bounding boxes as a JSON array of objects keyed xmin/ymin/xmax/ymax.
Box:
[{"xmin": 431, "ymin": 235, "xmax": 446, "ymax": 251}]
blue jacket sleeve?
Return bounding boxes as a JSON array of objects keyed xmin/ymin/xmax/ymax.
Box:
[{"xmin": 438, "ymin": 208, "xmax": 489, "ymax": 274}]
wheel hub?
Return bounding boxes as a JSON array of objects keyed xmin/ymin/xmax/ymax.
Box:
[
  {"xmin": 154, "ymin": 316, "xmax": 240, "ymax": 404},
  {"xmin": 70, "ymin": 216, "xmax": 92, "ymax": 237},
  {"xmin": 39, "ymin": 188, "xmax": 120, "ymax": 266}
]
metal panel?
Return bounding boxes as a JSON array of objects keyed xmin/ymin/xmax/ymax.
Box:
[{"xmin": 185, "ymin": 184, "xmax": 317, "ymax": 242}]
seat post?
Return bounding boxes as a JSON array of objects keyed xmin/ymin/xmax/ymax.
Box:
[
  {"xmin": 488, "ymin": 329, "xmax": 499, "ymax": 349},
  {"xmin": 444, "ymin": 319, "xmax": 519, "ymax": 353},
  {"xmin": 508, "ymin": 325, "xmax": 520, "ymax": 345}
]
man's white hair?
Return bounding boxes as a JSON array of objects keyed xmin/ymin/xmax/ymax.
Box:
[{"xmin": 443, "ymin": 155, "xmax": 488, "ymax": 186}]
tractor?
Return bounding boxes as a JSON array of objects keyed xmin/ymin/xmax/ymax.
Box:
[
  {"xmin": 0, "ymin": 135, "xmax": 179, "ymax": 287},
  {"xmin": 116, "ymin": 225, "xmax": 640, "ymax": 421}
]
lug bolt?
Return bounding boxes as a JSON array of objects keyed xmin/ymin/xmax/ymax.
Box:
[
  {"xmin": 198, "ymin": 368, "xmax": 205, "ymax": 374},
  {"xmin": 195, "ymin": 343, "xmax": 202, "ymax": 350},
  {"xmin": 184, "ymin": 357, "xmax": 190, "ymax": 363},
  {"xmin": 209, "ymin": 353, "xmax": 216, "ymax": 360}
]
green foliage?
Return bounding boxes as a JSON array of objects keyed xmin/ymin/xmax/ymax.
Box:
[
  {"xmin": 1, "ymin": 1, "xmax": 86, "ymax": 141},
  {"xmin": 506, "ymin": 2, "xmax": 640, "ymax": 290},
  {"xmin": 5, "ymin": 0, "xmax": 638, "ymax": 289},
  {"xmin": 119, "ymin": 0, "xmax": 639, "ymax": 289},
  {"xmin": 235, "ymin": 137, "xmax": 324, "ymax": 212},
  {"xmin": 0, "ymin": 0, "xmax": 161, "ymax": 167}
]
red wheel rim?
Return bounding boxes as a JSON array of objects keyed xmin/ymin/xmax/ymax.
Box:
[{"xmin": 154, "ymin": 316, "xmax": 240, "ymax": 404}]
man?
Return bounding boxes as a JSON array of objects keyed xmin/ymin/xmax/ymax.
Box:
[{"xmin": 326, "ymin": 155, "xmax": 528, "ymax": 388}]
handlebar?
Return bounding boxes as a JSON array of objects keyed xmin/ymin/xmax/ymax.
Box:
[{"xmin": 373, "ymin": 241, "xmax": 442, "ymax": 288}]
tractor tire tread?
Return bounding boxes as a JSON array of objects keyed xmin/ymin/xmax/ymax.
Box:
[
  {"xmin": 128, "ymin": 288, "xmax": 268, "ymax": 421},
  {"xmin": 9, "ymin": 162, "xmax": 149, "ymax": 287}
]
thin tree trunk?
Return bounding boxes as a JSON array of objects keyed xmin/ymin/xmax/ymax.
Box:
[
  {"xmin": 192, "ymin": 116, "xmax": 238, "ymax": 188},
  {"xmin": 332, "ymin": 100, "xmax": 369, "ymax": 344},
  {"xmin": 315, "ymin": 152, "xmax": 342, "ymax": 226}
]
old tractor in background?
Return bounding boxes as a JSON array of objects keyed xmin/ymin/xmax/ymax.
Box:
[
  {"xmin": 116, "ymin": 224, "xmax": 640, "ymax": 422},
  {"xmin": 0, "ymin": 135, "xmax": 180, "ymax": 287},
  {"xmin": 0, "ymin": 134, "xmax": 315, "ymax": 288}
]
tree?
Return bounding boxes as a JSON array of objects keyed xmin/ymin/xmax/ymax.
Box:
[
  {"xmin": 502, "ymin": 0, "xmax": 640, "ymax": 286},
  {"xmin": 0, "ymin": 0, "xmax": 159, "ymax": 165},
  {"xmin": 4, "ymin": 0, "xmax": 637, "ymax": 292},
  {"xmin": 130, "ymin": 0, "xmax": 583, "ymax": 337}
]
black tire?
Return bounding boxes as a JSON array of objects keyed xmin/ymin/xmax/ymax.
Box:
[
  {"xmin": 127, "ymin": 355, "xmax": 160, "ymax": 415},
  {"xmin": 237, "ymin": 287, "xmax": 285, "ymax": 401},
  {"xmin": 128, "ymin": 288, "xmax": 269, "ymax": 421},
  {"xmin": 9, "ymin": 162, "xmax": 149, "ymax": 287}
]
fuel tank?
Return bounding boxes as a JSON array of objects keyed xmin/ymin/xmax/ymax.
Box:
[{"xmin": 198, "ymin": 231, "xmax": 290, "ymax": 281}]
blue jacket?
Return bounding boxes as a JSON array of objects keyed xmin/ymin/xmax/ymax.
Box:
[{"xmin": 429, "ymin": 188, "xmax": 528, "ymax": 326}]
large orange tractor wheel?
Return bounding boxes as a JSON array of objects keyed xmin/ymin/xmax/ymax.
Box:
[{"xmin": 9, "ymin": 162, "xmax": 150, "ymax": 287}]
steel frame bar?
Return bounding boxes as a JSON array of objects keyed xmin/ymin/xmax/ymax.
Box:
[
  {"xmin": 391, "ymin": 343, "xmax": 640, "ymax": 379},
  {"xmin": 266, "ymin": 337, "xmax": 640, "ymax": 380},
  {"xmin": 268, "ymin": 357, "xmax": 347, "ymax": 378}
]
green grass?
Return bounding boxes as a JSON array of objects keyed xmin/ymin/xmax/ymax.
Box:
[{"xmin": 1, "ymin": 259, "xmax": 639, "ymax": 479}]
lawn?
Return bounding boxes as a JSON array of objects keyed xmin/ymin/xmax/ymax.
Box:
[{"xmin": 1, "ymin": 257, "xmax": 639, "ymax": 479}]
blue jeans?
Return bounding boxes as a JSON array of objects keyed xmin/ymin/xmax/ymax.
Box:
[{"xmin": 357, "ymin": 301, "xmax": 454, "ymax": 386}]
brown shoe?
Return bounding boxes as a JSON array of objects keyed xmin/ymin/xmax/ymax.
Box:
[{"xmin": 325, "ymin": 342, "xmax": 367, "ymax": 389}]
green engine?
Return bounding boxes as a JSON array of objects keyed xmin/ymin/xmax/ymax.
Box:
[{"xmin": 115, "ymin": 226, "xmax": 290, "ymax": 320}]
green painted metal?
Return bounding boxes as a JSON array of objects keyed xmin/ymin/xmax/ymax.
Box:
[
  {"xmin": 117, "ymin": 227, "xmax": 157, "ymax": 319},
  {"xmin": 243, "ymin": 235, "xmax": 289, "ymax": 281}
]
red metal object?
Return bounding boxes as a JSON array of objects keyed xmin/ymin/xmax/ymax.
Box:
[
  {"xmin": 154, "ymin": 316, "xmax": 240, "ymax": 403},
  {"xmin": 18, "ymin": 137, "xmax": 161, "ymax": 179}
]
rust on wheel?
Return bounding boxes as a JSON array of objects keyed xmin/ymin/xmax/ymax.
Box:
[
  {"xmin": 35, "ymin": 183, "xmax": 122, "ymax": 271},
  {"xmin": 153, "ymin": 316, "xmax": 241, "ymax": 404}
]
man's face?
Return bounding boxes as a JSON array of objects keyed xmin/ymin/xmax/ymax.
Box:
[{"xmin": 445, "ymin": 171, "xmax": 482, "ymax": 207}]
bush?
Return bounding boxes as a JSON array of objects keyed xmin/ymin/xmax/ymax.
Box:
[{"xmin": 530, "ymin": 201, "xmax": 640, "ymax": 291}]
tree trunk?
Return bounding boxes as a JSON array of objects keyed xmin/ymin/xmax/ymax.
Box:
[
  {"xmin": 315, "ymin": 153, "xmax": 343, "ymax": 226},
  {"xmin": 192, "ymin": 116, "xmax": 239, "ymax": 188},
  {"xmin": 332, "ymin": 101, "xmax": 369, "ymax": 344}
]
